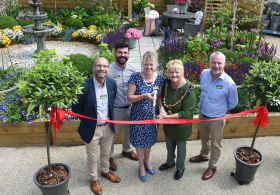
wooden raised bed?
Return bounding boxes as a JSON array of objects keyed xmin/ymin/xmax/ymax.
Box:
[{"xmin": 1, "ymin": 112, "xmax": 279, "ymax": 146}]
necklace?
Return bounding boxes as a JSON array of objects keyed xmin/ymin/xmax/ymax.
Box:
[
  {"xmin": 163, "ymin": 81, "xmax": 188, "ymax": 115},
  {"xmin": 142, "ymin": 72, "xmax": 155, "ymax": 87}
]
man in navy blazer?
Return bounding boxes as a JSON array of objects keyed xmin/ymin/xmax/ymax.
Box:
[{"xmin": 72, "ymin": 57, "xmax": 120, "ymax": 195}]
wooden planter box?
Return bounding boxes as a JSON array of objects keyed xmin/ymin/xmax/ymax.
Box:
[{"xmin": 0, "ymin": 113, "xmax": 279, "ymax": 146}]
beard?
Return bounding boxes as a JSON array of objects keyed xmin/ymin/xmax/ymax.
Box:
[
  {"xmin": 116, "ymin": 56, "xmax": 128, "ymax": 65},
  {"xmin": 211, "ymin": 67, "xmax": 224, "ymax": 75}
]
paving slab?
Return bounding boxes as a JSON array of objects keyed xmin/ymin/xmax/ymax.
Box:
[{"xmin": 1, "ymin": 136, "xmax": 280, "ymax": 195}]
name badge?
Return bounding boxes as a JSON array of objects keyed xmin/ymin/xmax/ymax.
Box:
[
  {"xmin": 216, "ymin": 85, "xmax": 223, "ymax": 89},
  {"xmin": 114, "ymin": 75, "xmax": 120, "ymax": 80},
  {"xmin": 153, "ymin": 86, "xmax": 159, "ymax": 90},
  {"xmin": 100, "ymin": 95, "xmax": 107, "ymax": 99}
]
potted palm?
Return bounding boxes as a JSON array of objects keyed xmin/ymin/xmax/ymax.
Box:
[
  {"xmin": 16, "ymin": 48, "xmax": 86, "ymax": 194},
  {"xmin": 231, "ymin": 60, "xmax": 280, "ymax": 185}
]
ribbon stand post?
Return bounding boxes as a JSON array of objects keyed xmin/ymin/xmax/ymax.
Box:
[
  {"xmin": 250, "ymin": 103, "xmax": 269, "ymax": 156},
  {"xmin": 46, "ymin": 113, "xmax": 53, "ymax": 176}
]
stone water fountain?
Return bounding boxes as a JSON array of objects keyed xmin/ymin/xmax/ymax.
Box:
[{"xmin": 21, "ymin": 0, "xmax": 55, "ymax": 54}]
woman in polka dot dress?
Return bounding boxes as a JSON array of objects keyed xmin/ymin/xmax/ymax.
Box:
[{"xmin": 127, "ymin": 51, "xmax": 165, "ymax": 181}]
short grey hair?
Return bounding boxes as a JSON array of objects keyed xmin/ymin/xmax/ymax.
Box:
[
  {"xmin": 210, "ymin": 51, "xmax": 226, "ymax": 63},
  {"xmin": 141, "ymin": 51, "xmax": 158, "ymax": 69}
]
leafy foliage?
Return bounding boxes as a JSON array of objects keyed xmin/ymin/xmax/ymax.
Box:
[
  {"xmin": 63, "ymin": 54, "xmax": 93, "ymax": 78},
  {"xmin": 243, "ymin": 61, "xmax": 280, "ymax": 105},
  {"xmin": 16, "ymin": 49, "xmax": 86, "ymax": 118},
  {"xmin": 92, "ymin": 43, "xmax": 116, "ymax": 65},
  {"xmin": 21, "ymin": 19, "xmax": 34, "ymax": 27},
  {"xmin": 65, "ymin": 18, "xmax": 83, "ymax": 30},
  {"xmin": 0, "ymin": 15, "xmax": 19, "ymax": 29}
]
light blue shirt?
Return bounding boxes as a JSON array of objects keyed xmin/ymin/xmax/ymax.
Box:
[
  {"xmin": 93, "ymin": 77, "xmax": 110, "ymax": 125},
  {"xmin": 107, "ymin": 61, "xmax": 136, "ymax": 107},
  {"xmin": 198, "ymin": 69, "xmax": 238, "ymax": 117}
]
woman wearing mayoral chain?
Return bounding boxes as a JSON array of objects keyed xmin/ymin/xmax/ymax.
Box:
[
  {"xmin": 127, "ymin": 51, "xmax": 165, "ymax": 182},
  {"xmin": 158, "ymin": 60, "xmax": 196, "ymax": 180}
]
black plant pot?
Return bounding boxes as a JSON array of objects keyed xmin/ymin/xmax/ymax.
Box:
[
  {"xmin": 34, "ymin": 163, "xmax": 71, "ymax": 195},
  {"xmin": 232, "ymin": 146, "xmax": 263, "ymax": 185}
]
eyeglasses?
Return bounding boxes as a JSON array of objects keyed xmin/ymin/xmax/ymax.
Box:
[
  {"xmin": 117, "ymin": 51, "xmax": 129, "ymax": 55},
  {"xmin": 95, "ymin": 65, "xmax": 109, "ymax": 69}
]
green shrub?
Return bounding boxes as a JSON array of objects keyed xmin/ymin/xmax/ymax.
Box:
[
  {"xmin": 84, "ymin": 16, "xmax": 96, "ymax": 28},
  {"xmin": 0, "ymin": 15, "xmax": 19, "ymax": 29},
  {"xmin": 21, "ymin": 19, "xmax": 34, "ymax": 27},
  {"xmin": 63, "ymin": 54, "xmax": 93, "ymax": 78},
  {"xmin": 217, "ymin": 49, "xmax": 240, "ymax": 62},
  {"xmin": 65, "ymin": 18, "xmax": 83, "ymax": 29},
  {"xmin": 240, "ymin": 57, "xmax": 256, "ymax": 65}
]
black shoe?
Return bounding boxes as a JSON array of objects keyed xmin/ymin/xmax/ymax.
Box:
[
  {"xmin": 174, "ymin": 169, "xmax": 185, "ymax": 180},
  {"xmin": 159, "ymin": 163, "xmax": 175, "ymax": 171}
]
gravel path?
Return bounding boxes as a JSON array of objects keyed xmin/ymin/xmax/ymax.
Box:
[{"xmin": 0, "ymin": 41, "xmax": 99, "ymax": 69}]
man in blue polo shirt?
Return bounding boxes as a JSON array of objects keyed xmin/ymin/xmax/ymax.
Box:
[
  {"xmin": 190, "ymin": 51, "xmax": 238, "ymax": 180},
  {"xmin": 107, "ymin": 42, "xmax": 138, "ymax": 171}
]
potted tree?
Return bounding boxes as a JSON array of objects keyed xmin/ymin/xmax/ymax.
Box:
[
  {"xmin": 231, "ymin": 60, "xmax": 280, "ymax": 185},
  {"xmin": 16, "ymin": 48, "xmax": 86, "ymax": 194}
]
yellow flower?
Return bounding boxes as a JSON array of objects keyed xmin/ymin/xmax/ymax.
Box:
[
  {"xmin": 1, "ymin": 34, "xmax": 11, "ymax": 47},
  {"xmin": 83, "ymin": 30, "xmax": 93, "ymax": 38},
  {"xmin": 88, "ymin": 25, "xmax": 97, "ymax": 30},
  {"xmin": 47, "ymin": 20, "xmax": 52, "ymax": 24},
  {"xmin": 109, "ymin": 29, "xmax": 114, "ymax": 33},
  {"xmin": 12, "ymin": 25, "xmax": 21, "ymax": 30},
  {"xmin": 59, "ymin": 24, "xmax": 62, "ymax": 29},
  {"xmin": 96, "ymin": 34, "xmax": 102, "ymax": 42},
  {"xmin": 71, "ymin": 31, "xmax": 79, "ymax": 38}
]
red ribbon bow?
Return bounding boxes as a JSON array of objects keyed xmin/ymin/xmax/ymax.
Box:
[
  {"xmin": 50, "ymin": 107, "xmax": 65, "ymax": 145},
  {"xmin": 254, "ymin": 106, "xmax": 269, "ymax": 128}
]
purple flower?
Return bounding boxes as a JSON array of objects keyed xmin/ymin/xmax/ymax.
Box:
[
  {"xmin": 18, "ymin": 101, "xmax": 21, "ymax": 104},
  {"xmin": 16, "ymin": 17, "xmax": 19, "ymax": 20},
  {"xmin": 34, "ymin": 114, "xmax": 37, "ymax": 118},
  {"xmin": 22, "ymin": 110, "xmax": 26, "ymax": 116},
  {"xmin": 213, "ymin": 32, "xmax": 215, "ymax": 34},
  {"xmin": 211, "ymin": 15, "xmax": 215, "ymax": 18},
  {"xmin": 220, "ymin": 18, "xmax": 224, "ymax": 21},
  {"xmin": 3, "ymin": 118, "xmax": 7, "ymax": 123},
  {"xmin": 15, "ymin": 96, "xmax": 19, "ymax": 99},
  {"xmin": 9, "ymin": 99, "xmax": 12, "ymax": 103},
  {"xmin": 26, "ymin": 115, "xmax": 31, "ymax": 120},
  {"xmin": 3, "ymin": 106, "xmax": 7, "ymax": 110},
  {"xmin": 28, "ymin": 120, "xmax": 33, "ymax": 124},
  {"xmin": 13, "ymin": 106, "xmax": 15, "ymax": 108},
  {"xmin": 14, "ymin": 121, "xmax": 18, "ymax": 124},
  {"xmin": 252, "ymin": 45, "xmax": 256, "ymax": 48}
]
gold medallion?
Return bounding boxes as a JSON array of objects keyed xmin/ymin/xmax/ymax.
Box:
[{"xmin": 167, "ymin": 110, "xmax": 172, "ymax": 115}]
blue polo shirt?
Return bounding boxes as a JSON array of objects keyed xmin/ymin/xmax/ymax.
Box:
[{"xmin": 198, "ymin": 69, "xmax": 238, "ymax": 117}]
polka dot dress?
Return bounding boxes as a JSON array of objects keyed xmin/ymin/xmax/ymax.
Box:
[{"xmin": 129, "ymin": 72, "xmax": 165, "ymax": 148}]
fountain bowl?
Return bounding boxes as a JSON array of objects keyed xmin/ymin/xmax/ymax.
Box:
[{"xmin": 21, "ymin": 24, "xmax": 55, "ymax": 37}]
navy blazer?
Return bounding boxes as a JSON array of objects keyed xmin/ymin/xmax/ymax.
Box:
[{"xmin": 72, "ymin": 77, "xmax": 117, "ymax": 144}]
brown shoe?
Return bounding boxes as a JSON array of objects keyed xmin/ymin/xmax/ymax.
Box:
[
  {"xmin": 101, "ymin": 171, "xmax": 121, "ymax": 183},
  {"xmin": 202, "ymin": 167, "xmax": 216, "ymax": 180},
  {"xmin": 122, "ymin": 150, "xmax": 138, "ymax": 161},
  {"xmin": 109, "ymin": 158, "xmax": 117, "ymax": 171},
  {"xmin": 90, "ymin": 180, "xmax": 102, "ymax": 195},
  {"xmin": 189, "ymin": 155, "xmax": 209, "ymax": 163}
]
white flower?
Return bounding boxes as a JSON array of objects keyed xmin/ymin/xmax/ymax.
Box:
[
  {"xmin": 3, "ymin": 28, "xmax": 23, "ymax": 42},
  {"xmin": 51, "ymin": 25, "xmax": 62, "ymax": 36},
  {"xmin": 77, "ymin": 29, "xmax": 86, "ymax": 36},
  {"xmin": 71, "ymin": 15, "xmax": 77, "ymax": 19},
  {"xmin": 88, "ymin": 30, "xmax": 98, "ymax": 40}
]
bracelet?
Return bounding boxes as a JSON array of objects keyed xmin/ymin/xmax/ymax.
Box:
[{"xmin": 167, "ymin": 115, "xmax": 169, "ymax": 119}]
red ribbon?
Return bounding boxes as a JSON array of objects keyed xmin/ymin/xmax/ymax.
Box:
[
  {"xmin": 253, "ymin": 106, "xmax": 269, "ymax": 128},
  {"xmin": 49, "ymin": 106, "xmax": 269, "ymax": 145}
]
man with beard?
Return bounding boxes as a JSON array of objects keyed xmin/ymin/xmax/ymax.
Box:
[
  {"xmin": 189, "ymin": 52, "xmax": 238, "ymax": 180},
  {"xmin": 72, "ymin": 57, "xmax": 120, "ymax": 195},
  {"xmin": 106, "ymin": 42, "xmax": 138, "ymax": 171}
]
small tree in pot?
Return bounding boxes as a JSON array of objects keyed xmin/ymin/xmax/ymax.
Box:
[
  {"xmin": 231, "ymin": 60, "xmax": 280, "ymax": 185},
  {"xmin": 16, "ymin": 48, "xmax": 86, "ymax": 194}
]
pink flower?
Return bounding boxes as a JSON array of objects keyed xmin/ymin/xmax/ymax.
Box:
[{"xmin": 125, "ymin": 28, "xmax": 142, "ymax": 40}]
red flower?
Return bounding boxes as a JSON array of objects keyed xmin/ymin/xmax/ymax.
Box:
[{"xmin": 233, "ymin": 67, "xmax": 235, "ymax": 70}]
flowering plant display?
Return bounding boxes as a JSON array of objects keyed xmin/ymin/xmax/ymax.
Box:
[
  {"xmin": 71, "ymin": 25, "xmax": 98, "ymax": 41},
  {"xmin": 175, "ymin": 0, "xmax": 191, "ymax": 5},
  {"xmin": 20, "ymin": 35, "xmax": 35, "ymax": 45},
  {"xmin": 0, "ymin": 96, "xmax": 36, "ymax": 124},
  {"xmin": 0, "ymin": 32, "xmax": 11, "ymax": 48},
  {"xmin": 0, "ymin": 28, "xmax": 23, "ymax": 44},
  {"xmin": 133, "ymin": 0, "xmax": 154, "ymax": 16},
  {"xmin": 125, "ymin": 28, "xmax": 142, "ymax": 40},
  {"xmin": 121, "ymin": 16, "xmax": 140, "ymax": 30}
]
